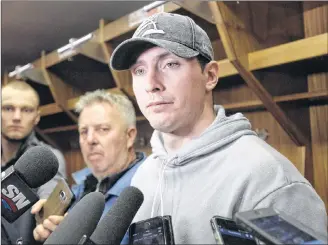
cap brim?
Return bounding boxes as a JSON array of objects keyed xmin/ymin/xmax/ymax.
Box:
[{"xmin": 110, "ymin": 37, "xmax": 199, "ymax": 70}]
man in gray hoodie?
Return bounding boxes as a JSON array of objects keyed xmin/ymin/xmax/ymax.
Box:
[{"xmin": 110, "ymin": 12, "xmax": 327, "ymax": 244}]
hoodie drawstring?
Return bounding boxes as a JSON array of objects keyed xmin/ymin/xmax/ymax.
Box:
[{"xmin": 150, "ymin": 159, "xmax": 169, "ymax": 218}]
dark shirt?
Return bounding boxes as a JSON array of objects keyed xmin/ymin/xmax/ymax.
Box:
[{"xmin": 1, "ymin": 133, "xmax": 39, "ymax": 172}]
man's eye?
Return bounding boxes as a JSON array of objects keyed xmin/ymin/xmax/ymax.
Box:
[
  {"xmin": 22, "ymin": 108, "xmax": 34, "ymax": 113},
  {"xmin": 166, "ymin": 62, "xmax": 179, "ymax": 68},
  {"xmin": 134, "ymin": 68, "xmax": 145, "ymax": 76},
  {"xmin": 3, "ymin": 106, "xmax": 14, "ymax": 112},
  {"xmin": 79, "ymin": 130, "xmax": 87, "ymax": 136},
  {"xmin": 98, "ymin": 127, "xmax": 110, "ymax": 134}
]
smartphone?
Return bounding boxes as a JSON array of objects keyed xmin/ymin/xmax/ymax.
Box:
[
  {"xmin": 129, "ymin": 216, "xmax": 175, "ymax": 245},
  {"xmin": 210, "ymin": 216, "xmax": 258, "ymax": 245},
  {"xmin": 35, "ymin": 178, "xmax": 74, "ymax": 224},
  {"xmin": 235, "ymin": 207, "xmax": 327, "ymax": 245}
]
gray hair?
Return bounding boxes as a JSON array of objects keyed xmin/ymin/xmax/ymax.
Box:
[{"xmin": 75, "ymin": 89, "xmax": 136, "ymax": 128}]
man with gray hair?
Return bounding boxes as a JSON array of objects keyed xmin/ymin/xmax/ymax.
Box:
[{"xmin": 32, "ymin": 89, "xmax": 147, "ymax": 243}]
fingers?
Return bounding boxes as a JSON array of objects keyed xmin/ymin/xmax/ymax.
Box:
[
  {"xmin": 31, "ymin": 199, "xmax": 47, "ymax": 214},
  {"xmin": 33, "ymin": 224, "xmax": 51, "ymax": 242},
  {"xmin": 33, "ymin": 215, "xmax": 65, "ymax": 241},
  {"xmin": 43, "ymin": 215, "xmax": 65, "ymax": 232}
]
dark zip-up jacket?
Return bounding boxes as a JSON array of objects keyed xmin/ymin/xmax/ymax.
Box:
[{"xmin": 1, "ymin": 131, "xmax": 67, "ymax": 245}]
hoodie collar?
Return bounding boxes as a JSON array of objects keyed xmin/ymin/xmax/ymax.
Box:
[{"xmin": 150, "ymin": 105, "xmax": 257, "ymax": 167}]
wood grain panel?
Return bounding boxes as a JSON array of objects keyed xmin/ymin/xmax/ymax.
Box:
[
  {"xmin": 303, "ymin": 2, "xmax": 328, "ymax": 210},
  {"xmin": 64, "ymin": 149, "xmax": 85, "ymax": 186},
  {"xmin": 244, "ymin": 111, "xmax": 304, "ymax": 173}
]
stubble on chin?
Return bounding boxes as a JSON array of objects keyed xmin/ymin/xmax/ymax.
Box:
[{"xmin": 1, "ymin": 131, "xmax": 28, "ymax": 143}]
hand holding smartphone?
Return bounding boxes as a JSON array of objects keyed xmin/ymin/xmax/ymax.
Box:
[
  {"xmin": 235, "ymin": 207, "xmax": 327, "ymax": 245},
  {"xmin": 35, "ymin": 178, "xmax": 74, "ymax": 224}
]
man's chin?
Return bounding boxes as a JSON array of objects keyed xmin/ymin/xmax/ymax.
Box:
[
  {"xmin": 91, "ymin": 169, "xmax": 107, "ymax": 180},
  {"xmin": 150, "ymin": 120, "xmax": 175, "ymax": 133},
  {"xmin": 2, "ymin": 132, "xmax": 28, "ymax": 143}
]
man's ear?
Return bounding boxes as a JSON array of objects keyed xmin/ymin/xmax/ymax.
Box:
[
  {"xmin": 204, "ymin": 61, "xmax": 219, "ymax": 92},
  {"xmin": 34, "ymin": 109, "xmax": 40, "ymax": 126},
  {"xmin": 126, "ymin": 127, "xmax": 137, "ymax": 149}
]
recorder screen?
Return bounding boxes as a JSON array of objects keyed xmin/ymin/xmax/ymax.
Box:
[
  {"xmin": 251, "ymin": 215, "xmax": 323, "ymax": 244},
  {"xmin": 216, "ymin": 219, "xmax": 257, "ymax": 245},
  {"xmin": 131, "ymin": 226, "xmax": 165, "ymax": 244}
]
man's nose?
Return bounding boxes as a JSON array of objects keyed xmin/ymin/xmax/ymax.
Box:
[
  {"xmin": 145, "ymin": 69, "xmax": 165, "ymax": 93},
  {"xmin": 86, "ymin": 129, "xmax": 98, "ymax": 145},
  {"xmin": 13, "ymin": 109, "xmax": 22, "ymax": 121}
]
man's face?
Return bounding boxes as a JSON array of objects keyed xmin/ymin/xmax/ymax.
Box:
[
  {"xmin": 131, "ymin": 47, "xmax": 208, "ymax": 134},
  {"xmin": 78, "ymin": 102, "xmax": 134, "ymax": 179},
  {"xmin": 1, "ymin": 88, "xmax": 40, "ymax": 141}
]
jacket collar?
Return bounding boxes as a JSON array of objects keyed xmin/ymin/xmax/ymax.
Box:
[
  {"xmin": 72, "ymin": 152, "xmax": 146, "ymax": 197},
  {"xmin": 107, "ymin": 155, "xmax": 145, "ymax": 197}
]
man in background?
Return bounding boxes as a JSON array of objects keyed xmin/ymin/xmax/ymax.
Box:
[
  {"xmin": 1, "ymin": 80, "xmax": 67, "ymax": 244},
  {"xmin": 109, "ymin": 12, "xmax": 327, "ymax": 243},
  {"xmin": 32, "ymin": 89, "xmax": 146, "ymax": 244}
]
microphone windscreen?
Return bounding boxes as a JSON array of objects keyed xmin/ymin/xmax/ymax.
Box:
[
  {"xmin": 90, "ymin": 186, "xmax": 144, "ymax": 244},
  {"xmin": 44, "ymin": 192, "xmax": 105, "ymax": 245},
  {"xmin": 14, "ymin": 145, "xmax": 59, "ymax": 188}
]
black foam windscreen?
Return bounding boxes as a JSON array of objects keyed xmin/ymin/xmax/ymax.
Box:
[
  {"xmin": 44, "ymin": 192, "xmax": 105, "ymax": 245},
  {"xmin": 14, "ymin": 145, "xmax": 59, "ymax": 188},
  {"xmin": 90, "ymin": 186, "xmax": 144, "ymax": 244}
]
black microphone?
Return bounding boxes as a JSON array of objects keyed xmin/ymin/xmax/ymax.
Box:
[
  {"xmin": 78, "ymin": 186, "xmax": 144, "ymax": 245},
  {"xmin": 44, "ymin": 192, "xmax": 105, "ymax": 245},
  {"xmin": 1, "ymin": 146, "xmax": 59, "ymax": 223}
]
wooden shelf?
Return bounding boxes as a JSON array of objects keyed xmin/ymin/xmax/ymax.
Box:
[
  {"xmin": 218, "ymin": 33, "xmax": 328, "ymax": 78},
  {"xmin": 42, "ymin": 125, "xmax": 78, "ymax": 134},
  {"xmin": 39, "ymin": 87, "xmax": 123, "ymax": 116},
  {"xmin": 249, "ymin": 33, "xmax": 328, "ymax": 71},
  {"xmin": 222, "ymin": 90, "xmax": 328, "ymax": 111}
]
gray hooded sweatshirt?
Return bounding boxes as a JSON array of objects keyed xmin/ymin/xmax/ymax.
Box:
[{"xmin": 131, "ymin": 105, "xmax": 327, "ymax": 244}]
